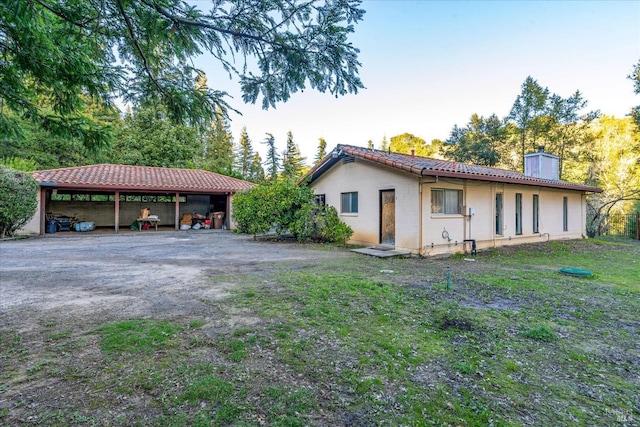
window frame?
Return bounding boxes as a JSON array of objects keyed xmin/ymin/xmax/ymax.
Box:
[
  {"xmin": 515, "ymin": 193, "xmax": 523, "ymax": 235},
  {"xmin": 340, "ymin": 192, "xmax": 358, "ymax": 214},
  {"xmin": 495, "ymin": 193, "xmax": 503, "ymax": 235},
  {"xmin": 430, "ymin": 188, "xmax": 463, "ymax": 215},
  {"xmin": 562, "ymin": 196, "xmax": 568, "ymax": 231}
]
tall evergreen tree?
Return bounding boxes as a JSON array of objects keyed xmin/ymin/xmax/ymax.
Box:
[
  {"xmin": 110, "ymin": 105, "xmax": 200, "ymax": 168},
  {"xmin": 262, "ymin": 133, "xmax": 280, "ymax": 181},
  {"xmin": 249, "ymin": 152, "xmax": 265, "ymax": 182},
  {"xmin": 314, "ymin": 138, "xmax": 328, "ymax": 163},
  {"xmin": 367, "ymin": 140, "xmax": 374, "ymax": 150},
  {"xmin": 282, "ymin": 131, "xmax": 307, "ymax": 180},
  {"xmin": 381, "ymin": 135, "xmax": 389, "ymax": 152},
  {"xmin": 235, "ymin": 127, "xmax": 254, "ymax": 179},
  {"xmin": 202, "ymin": 109, "xmax": 235, "ymax": 174}
]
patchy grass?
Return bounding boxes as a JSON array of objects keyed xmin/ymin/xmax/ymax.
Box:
[
  {"xmin": 0, "ymin": 238, "xmax": 638, "ymax": 426},
  {"xmin": 95, "ymin": 319, "xmax": 181, "ymax": 354}
]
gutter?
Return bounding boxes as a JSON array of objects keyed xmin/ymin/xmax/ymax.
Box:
[{"xmin": 35, "ymin": 183, "xmax": 246, "ymax": 194}]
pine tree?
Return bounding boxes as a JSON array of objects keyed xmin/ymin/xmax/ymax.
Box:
[
  {"xmin": 367, "ymin": 140, "xmax": 374, "ymax": 150},
  {"xmin": 203, "ymin": 109, "xmax": 235, "ymax": 174},
  {"xmin": 314, "ymin": 138, "xmax": 327, "ymax": 163},
  {"xmin": 282, "ymin": 131, "xmax": 307, "ymax": 180},
  {"xmin": 381, "ymin": 135, "xmax": 389, "ymax": 152},
  {"xmin": 235, "ymin": 127, "xmax": 254, "ymax": 179},
  {"xmin": 249, "ymin": 152, "xmax": 265, "ymax": 182},
  {"xmin": 262, "ymin": 133, "xmax": 280, "ymax": 181}
]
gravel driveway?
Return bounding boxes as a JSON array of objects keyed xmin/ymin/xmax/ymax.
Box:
[{"xmin": 0, "ymin": 231, "xmax": 341, "ymax": 331}]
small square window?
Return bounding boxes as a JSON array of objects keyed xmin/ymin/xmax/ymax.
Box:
[
  {"xmin": 341, "ymin": 192, "xmax": 358, "ymax": 214},
  {"xmin": 431, "ymin": 189, "xmax": 462, "ymax": 214}
]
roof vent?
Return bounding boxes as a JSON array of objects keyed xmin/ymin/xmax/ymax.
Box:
[{"xmin": 524, "ymin": 147, "xmax": 559, "ymax": 180}]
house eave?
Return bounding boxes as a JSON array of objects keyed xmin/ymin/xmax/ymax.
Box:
[
  {"xmin": 419, "ymin": 169, "xmax": 602, "ymax": 193},
  {"xmin": 37, "ymin": 183, "xmax": 245, "ymax": 194}
]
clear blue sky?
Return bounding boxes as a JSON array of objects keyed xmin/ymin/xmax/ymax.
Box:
[{"xmin": 195, "ymin": 0, "xmax": 640, "ymax": 163}]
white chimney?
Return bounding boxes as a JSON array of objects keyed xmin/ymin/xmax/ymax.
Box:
[{"xmin": 524, "ymin": 146, "xmax": 559, "ymax": 181}]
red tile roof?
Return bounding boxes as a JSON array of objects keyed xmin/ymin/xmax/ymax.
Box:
[
  {"xmin": 32, "ymin": 164, "xmax": 254, "ymax": 193},
  {"xmin": 304, "ymin": 144, "xmax": 601, "ymax": 193}
]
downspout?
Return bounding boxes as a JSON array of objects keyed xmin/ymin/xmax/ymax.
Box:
[
  {"xmin": 492, "ymin": 182, "xmax": 496, "ymax": 248},
  {"xmin": 581, "ymin": 192, "xmax": 586, "ymax": 238},
  {"xmin": 463, "ymin": 180, "xmax": 468, "ymax": 241},
  {"xmin": 418, "ymin": 183, "xmax": 423, "ymax": 255}
]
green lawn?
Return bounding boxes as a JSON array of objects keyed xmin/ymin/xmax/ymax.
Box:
[{"xmin": 1, "ymin": 238, "xmax": 638, "ymax": 426}]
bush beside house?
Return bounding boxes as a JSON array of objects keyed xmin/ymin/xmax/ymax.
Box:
[
  {"xmin": 232, "ymin": 180, "xmax": 352, "ymax": 243},
  {"xmin": 0, "ymin": 166, "xmax": 38, "ymax": 238}
]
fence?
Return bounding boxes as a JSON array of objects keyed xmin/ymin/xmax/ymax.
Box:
[{"xmin": 597, "ymin": 212, "xmax": 640, "ymax": 240}]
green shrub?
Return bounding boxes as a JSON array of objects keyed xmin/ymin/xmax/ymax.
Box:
[
  {"xmin": 0, "ymin": 166, "xmax": 38, "ymax": 238},
  {"xmin": 232, "ymin": 180, "xmax": 314, "ymax": 239},
  {"xmin": 291, "ymin": 204, "xmax": 353, "ymax": 244},
  {"xmin": 233, "ymin": 180, "xmax": 353, "ymax": 244}
]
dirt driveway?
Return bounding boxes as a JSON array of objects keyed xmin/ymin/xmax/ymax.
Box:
[{"xmin": 0, "ymin": 231, "xmax": 342, "ymax": 331}]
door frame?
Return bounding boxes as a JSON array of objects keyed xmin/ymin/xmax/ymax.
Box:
[{"xmin": 379, "ymin": 189, "xmax": 396, "ymax": 246}]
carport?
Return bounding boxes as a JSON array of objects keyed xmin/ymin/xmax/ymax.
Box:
[{"xmin": 27, "ymin": 164, "xmax": 254, "ymax": 235}]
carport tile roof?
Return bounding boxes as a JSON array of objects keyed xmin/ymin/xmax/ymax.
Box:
[{"xmin": 32, "ymin": 164, "xmax": 254, "ymax": 193}]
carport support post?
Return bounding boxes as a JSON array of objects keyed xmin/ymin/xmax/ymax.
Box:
[
  {"xmin": 39, "ymin": 187, "xmax": 47, "ymax": 236},
  {"xmin": 174, "ymin": 192, "xmax": 180, "ymax": 230},
  {"xmin": 114, "ymin": 191, "xmax": 120, "ymax": 233}
]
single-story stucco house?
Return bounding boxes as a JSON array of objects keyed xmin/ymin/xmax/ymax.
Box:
[
  {"xmin": 22, "ymin": 164, "xmax": 254, "ymax": 235},
  {"xmin": 304, "ymin": 144, "xmax": 602, "ymax": 256}
]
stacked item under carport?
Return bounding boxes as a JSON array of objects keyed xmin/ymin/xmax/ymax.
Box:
[{"xmin": 180, "ymin": 213, "xmax": 193, "ymax": 230}]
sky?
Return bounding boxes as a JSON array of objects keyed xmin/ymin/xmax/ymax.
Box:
[{"xmin": 194, "ymin": 0, "xmax": 640, "ymax": 163}]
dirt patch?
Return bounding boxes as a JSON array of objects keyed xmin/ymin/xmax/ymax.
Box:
[{"xmin": 0, "ymin": 231, "xmax": 338, "ymax": 329}]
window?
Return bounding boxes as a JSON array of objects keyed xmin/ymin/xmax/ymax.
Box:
[
  {"xmin": 563, "ymin": 197, "xmax": 568, "ymax": 231},
  {"xmin": 431, "ymin": 189, "xmax": 462, "ymax": 214},
  {"xmin": 533, "ymin": 194, "xmax": 539, "ymax": 233},
  {"xmin": 515, "ymin": 193, "xmax": 523, "ymax": 235},
  {"xmin": 314, "ymin": 194, "xmax": 326, "ymax": 207},
  {"xmin": 495, "ymin": 193, "xmax": 503, "ymax": 235},
  {"xmin": 341, "ymin": 192, "xmax": 358, "ymax": 214}
]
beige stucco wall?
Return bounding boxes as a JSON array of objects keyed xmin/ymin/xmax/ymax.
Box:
[
  {"xmin": 311, "ymin": 159, "xmax": 589, "ymax": 256},
  {"xmin": 310, "ymin": 158, "xmax": 420, "ymax": 252},
  {"xmin": 419, "ymin": 180, "xmax": 587, "ymax": 256},
  {"xmin": 19, "ymin": 190, "xmax": 42, "ymax": 235}
]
